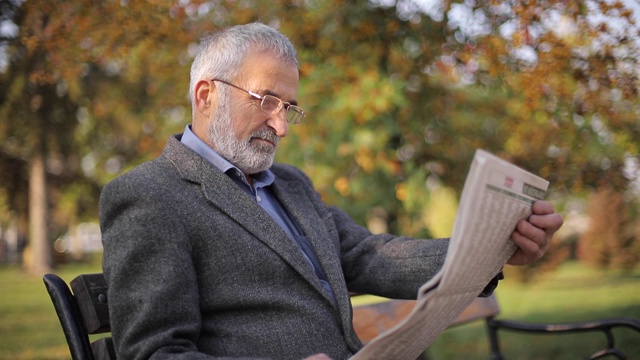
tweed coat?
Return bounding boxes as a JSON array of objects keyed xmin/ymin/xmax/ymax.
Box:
[{"xmin": 100, "ymin": 135, "xmax": 450, "ymax": 360}]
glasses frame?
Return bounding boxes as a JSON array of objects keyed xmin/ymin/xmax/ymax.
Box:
[{"xmin": 211, "ymin": 79, "xmax": 305, "ymax": 124}]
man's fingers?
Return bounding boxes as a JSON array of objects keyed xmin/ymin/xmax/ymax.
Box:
[
  {"xmin": 508, "ymin": 201, "xmax": 563, "ymax": 266},
  {"xmin": 532, "ymin": 200, "xmax": 555, "ymax": 215},
  {"xmin": 528, "ymin": 212, "xmax": 564, "ymax": 234},
  {"xmin": 516, "ymin": 219, "xmax": 547, "ymax": 248}
]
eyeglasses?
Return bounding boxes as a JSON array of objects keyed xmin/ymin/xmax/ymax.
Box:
[{"xmin": 212, "ymin": 79, "xmax": 305, "ymax": 124}]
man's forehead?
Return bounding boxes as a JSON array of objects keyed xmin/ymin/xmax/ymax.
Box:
[{"xmin": 236, "ymin": 55, "xmax": 299, "ymax": 101}]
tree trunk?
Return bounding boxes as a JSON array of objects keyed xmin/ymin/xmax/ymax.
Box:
[{"xmin": 26, "ymin": 150, "xmax": 52, "ymax": 274}]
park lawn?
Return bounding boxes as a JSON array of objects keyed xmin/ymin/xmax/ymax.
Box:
[
  {"xmin": 0, "ymin": 260, "xmax": 638, "ymax": 359},
  {"xmin": 0, "ymin": 260, "xmax": 102, "ymax": 360},
  {"xmin": 427, "ymin": 262, "xmax": 640, "ymax": 359}
]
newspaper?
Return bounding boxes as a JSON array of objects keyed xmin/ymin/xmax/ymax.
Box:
[{"xmin": 351, "ymin": 149, "xmax": 549, "ymax": 360}]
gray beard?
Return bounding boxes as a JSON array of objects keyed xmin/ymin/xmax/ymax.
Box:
[{"xmin": 208, "ymin": 89, "xmax": 279, "ymax": 174}]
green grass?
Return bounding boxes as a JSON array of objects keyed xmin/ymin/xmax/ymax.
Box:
[
  {"xmin": 0, "ymin": 260, "xmax": 638, "ymax": 359},
  {"xmin": 0, "ymin": 259, "xmax": 102, "ymax": 360},
  {"xmin": 427, "ymin": 262, "xmax": 640, "ymax": 359}
]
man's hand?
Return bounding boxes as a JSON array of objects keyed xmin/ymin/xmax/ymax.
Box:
[{"xmin": 507, "ymin": 200, "xmax": 563, "ymax": 266}]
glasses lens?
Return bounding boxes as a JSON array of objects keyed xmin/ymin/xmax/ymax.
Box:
[
  {"xmin": 260, "ymin": 95, "xmax": 282, "ymax": 114},
  {"xmin": 260, "ymin": 95, "xmax": 304, "ymax": 124},
  {"xmin": 287, "ymin": 106, "xmax": 305, "ymax": 124}
]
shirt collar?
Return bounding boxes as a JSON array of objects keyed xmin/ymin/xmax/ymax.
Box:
[{"xmin": 180, "ymin": 125, "xmax": 275, "ymax": 188}]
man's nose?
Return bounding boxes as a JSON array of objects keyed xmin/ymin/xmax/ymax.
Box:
[{"xmin": 268, "ymin": 109, "xmax": 289, "ymax": 137}]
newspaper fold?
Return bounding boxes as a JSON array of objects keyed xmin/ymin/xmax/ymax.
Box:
[{"xmin": 351, "ymin": 149, "xmax": 549, "ymax": 360}]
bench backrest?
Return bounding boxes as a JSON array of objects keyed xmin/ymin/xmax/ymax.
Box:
[{"xmin": 43, "ymin": 273, "xmax": 115, "ymax": 360}]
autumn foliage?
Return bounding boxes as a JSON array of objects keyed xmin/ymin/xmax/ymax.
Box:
[{"xmin": 1, "ymin": 0, "xmax": 639, "ymax": 275}]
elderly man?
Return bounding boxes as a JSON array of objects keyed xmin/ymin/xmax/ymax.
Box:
[{"xmin": 100, "ymin": 22, "xmax": 563, "ymax": 360}]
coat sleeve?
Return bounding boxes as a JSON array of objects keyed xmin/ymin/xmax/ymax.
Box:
[{"xmin": 275, "ymin": 164, "xmax": 450, "ymax": 300}]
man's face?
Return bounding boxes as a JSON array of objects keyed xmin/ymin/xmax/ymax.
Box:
[{"xmin": 208, "ymin": 49, "xmax": 299, "ymax": 175}]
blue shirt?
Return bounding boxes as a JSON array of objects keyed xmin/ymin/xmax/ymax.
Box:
[{"xmin": 180, "ymin": 125, "xmax": 335, "ymax": 303}]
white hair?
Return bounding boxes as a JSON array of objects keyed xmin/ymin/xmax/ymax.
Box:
[{"xmin": 189, "ymin": 22, "xmax": 299, "ymax": 118}]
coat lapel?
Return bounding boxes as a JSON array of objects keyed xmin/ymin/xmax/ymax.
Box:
[
  {"xmin": 271, "ymin": 177, "xmax": 351, "ymax": 310},
  {"xmin": 163, "ymin": 136, "xmax": 329, "ymax": 300},
  {"xmin": 271, "ymin": 178, "xmax": 364, "ymax": 347}
]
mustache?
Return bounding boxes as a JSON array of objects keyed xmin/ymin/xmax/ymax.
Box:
[{"xmin": 251, "ymin": 128, "xmax": 280, "ymax": 146}]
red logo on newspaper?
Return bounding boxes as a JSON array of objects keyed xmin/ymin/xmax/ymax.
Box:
[{"xmin": 504, "ymin": 176, "xmax": 514, "ymax": 188}]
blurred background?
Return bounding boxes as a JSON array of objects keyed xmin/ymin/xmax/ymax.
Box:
[{"xmin": 1, "ymin": 0, "xmax": 639, "ymax": 359}]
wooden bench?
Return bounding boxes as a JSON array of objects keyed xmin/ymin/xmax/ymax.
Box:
[
  {"xmin": 351, "ymin": 294, "xmax": 640, "ymax": 359},
  {"xmin": 351, "ymin": 294, "xmax": 499, "ymax": 343}
]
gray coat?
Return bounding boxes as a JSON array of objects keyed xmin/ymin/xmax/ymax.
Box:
[{"xmin": 100, "ymin": 135, "xmax": 449, "ymax": 360}]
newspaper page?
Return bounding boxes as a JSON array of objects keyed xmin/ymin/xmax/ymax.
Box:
[{"xmin": 351, "ymin": 149, "xmax": 549, "ymax": 360}]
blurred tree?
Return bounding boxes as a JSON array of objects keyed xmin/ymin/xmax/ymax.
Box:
[
  {"xmin": 448, "ymin": 0, "xmax": 640, "ymax": 193},
  {"xmin": 578, "ymin": 187, "xmax": 639, "ymax": 270},
  {"xmin": 426, "ymin": 0, "xmax": 640, "ymax": 275},
  {"xmin": 2, "ymin": 0, "xmax": 639, "ymax": 274},
  {"xmin": 0, "ymin": 0, "xmax": 205, "ymax": 273},
  {"xmin": 278, "ymin": 0, "xmax": 640, "ymax": 277},
  {"xmin": 278, "ymin": 0, "xmax": 640, "ymax": 238}
]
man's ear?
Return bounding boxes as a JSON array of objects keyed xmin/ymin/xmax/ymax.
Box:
[{"xmin": 194, "ymin": 80, "xmax": 216, "ymax": 116}]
